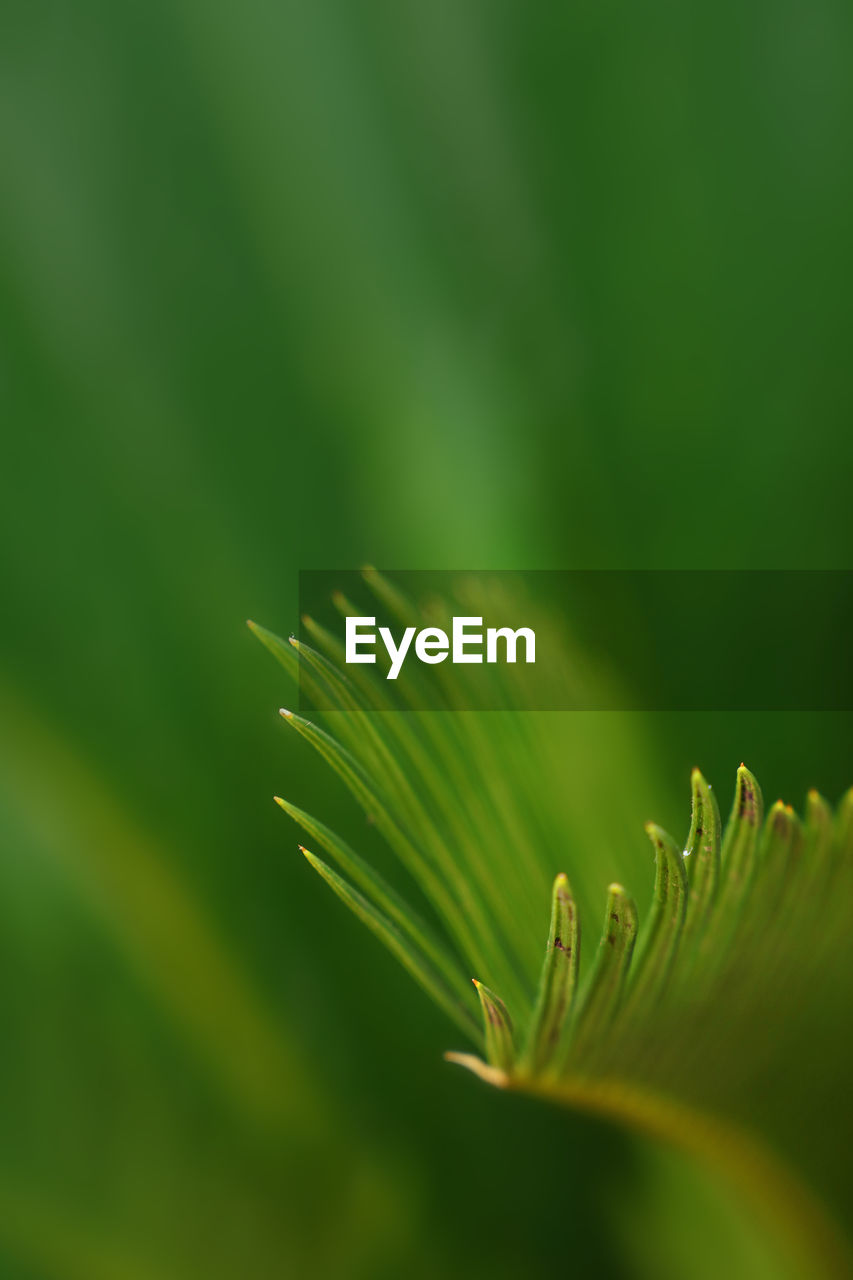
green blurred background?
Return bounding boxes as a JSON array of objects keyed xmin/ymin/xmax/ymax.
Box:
[{"xmin": 1, "ymin": 2, "xmax": 852, "ymax": 1277}]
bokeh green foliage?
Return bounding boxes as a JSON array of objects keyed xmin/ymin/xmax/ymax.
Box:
[{"xmin": 1, "ymin": 2, "xmax": 852, "ymax": 1277}]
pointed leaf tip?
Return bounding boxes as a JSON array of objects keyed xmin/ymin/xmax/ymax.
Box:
[
  {"xmin": 682, "ymin": 767, "xmax": 721, "ymax": 940},
  {"xmin": 766, "ymin": 799, "xmax": 795, "ymax": 842},
  {"xmin": 734, "ymin": 765, "xmax": 762, "ymax": 819},
  {"xmin": 758, "ymin": 800, "xmax": 799, "ymax": 900},
  {"xmin": 803, "ymin": 790, "xmax": 833, "ymax": 876},
  {"xmin": 625, "ymin": 825, "xmax": 686, "ymax": 1014},
  {"xmin": 719, "ymin": 765, "xmax": 764, "ymax": 900},
  {"xmin": 567, "ymin": 885, "xmax": 638, "ymax": 1064},
  {"xmin": 473, "ymin": 981, "xmax": 515, "ymax": 1072},
  {"xmin": 521, "ymin": 872, "xmax": 579, "ymax": 1075}
]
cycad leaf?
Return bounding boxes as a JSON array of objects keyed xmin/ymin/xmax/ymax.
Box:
[
  {"xmin": 248, "ymin": 620, "xmax": 330, "ymax": 710},
  {"xmin": 758, "ymin": 800, "xmax": 799, "ymax": 909},
  {"xmin": 300, "ymin": 846, "xmax": 481, "ymax": 1042},
  {"xmin": 719, "ymin": 763, "xmax": 764, "ymax": 907},
  {"xmin": 567, "ymin": 884, "xmax": 638, "ymax": 1062},
  {"xmin": 247, "ymin": 620, "xmax": 299, "ymax": 682},
  {"xmin": 682, "ymin": 768, "xmax": 721, "ymax": 943},
  {"xmin": 473, "ymin": 980, "xmax": 515, "ymax": 1072},
  {"xmin": 835, "ymin": 788, "xmax": 853, "ymax": 859},
  {"xmin": 274, "ymin": 796, "xmax": 474, "ymax": 1011},
  {"xmin": 253, "ymin": 579, "xmax": 853, "ymax": 1279},
  {"xmin": 624, "ymin": 825, "xmax": 686, "ymax": 1013},
  {"xmin": 698, "ymin": 764, "xmax": 764, "ymax": 974},
  {"xmin": 520, "ymin": 873, "xmax": 579, "ymax": 1076},
  {"xmin": 805, "ymin": 789, "xmax": 833, "ymax": 869},
  {"xmin": 278, "ymin": 708, "xmax": 507, "ymax": 1000},
  {"xmin": 360, "ymin": 566, "xmax": 420, "ymax": 628}
]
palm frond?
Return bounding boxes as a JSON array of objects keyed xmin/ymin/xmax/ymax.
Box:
[{"xmin": 250, "ymin": 574, "xmax": 853, "ymax": 1278}]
